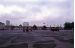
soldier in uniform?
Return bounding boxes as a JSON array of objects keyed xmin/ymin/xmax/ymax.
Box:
[
  {"xmin": 26, "ymin": 27, "xmax": 29, "ymax": 32},
  {"xmin": 23, "ymin": 27, "xmax": 25, "ymax": 32}
]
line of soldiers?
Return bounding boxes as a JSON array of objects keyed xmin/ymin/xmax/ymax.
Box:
[
  {"xmin": 23, "ymin": 26, "xmax": 60, "ymax": 32},
  {"xmin": 23, "ymin": 27, "xmax": 32, "ymax": 32}
]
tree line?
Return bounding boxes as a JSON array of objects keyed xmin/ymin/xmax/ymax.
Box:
[{"xmin": 64, "ymin": 22, "xmax": 74, "ymax": 30}]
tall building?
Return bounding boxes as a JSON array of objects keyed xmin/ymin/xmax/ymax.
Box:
[
  {"xmin": 6, "ymin": 20, "xmax": 10, "ymax": 26},
  {"xmin": 23, "ymin": 22, "xmax": 29, "ymax": 26},
  {"xmin": 0, "ymin": 22, "xmax": 5, "ymax": 29}
]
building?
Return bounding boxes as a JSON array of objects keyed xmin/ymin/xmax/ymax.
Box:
[
  {"xmin": 0, "ymin": 22, "xmax": 5, "ymax": 29},
  {"xmin": 6, "ymin": 20, "xmax": 10, "ymax": 26},
  {"xmin": 23, "ymin": 22, "xmax": 29, "ymax": 26}
]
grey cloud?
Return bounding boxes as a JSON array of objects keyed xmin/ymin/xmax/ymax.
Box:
[{"xmin": 0, "ymin": 0, "xmax": 73, "ymax": 26}]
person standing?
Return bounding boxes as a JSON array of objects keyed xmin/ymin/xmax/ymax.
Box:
[
  {"xmin": 23, "ymin": 27, "xmax": 25, "ymax": 32},
  {"xmin": 26, "ymin": 27, "xmax": 29, "ymax": 32}
]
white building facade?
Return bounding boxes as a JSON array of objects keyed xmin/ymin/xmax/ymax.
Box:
[
  {"xmin": 23, "ymin": 22, "xmax": 29, "ymax": 26},
  {"xmin": 6, "ymin": 20, "xmax": 10, "ymax": 26}
]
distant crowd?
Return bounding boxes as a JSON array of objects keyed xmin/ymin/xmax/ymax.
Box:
[{"xmin": 0, "ymin": 22, "xmax": 74, "ymax": 32}]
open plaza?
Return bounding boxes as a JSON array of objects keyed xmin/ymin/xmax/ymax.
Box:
[{"xmin": 0, "ymin": 30, "xmax": 74, "ymax": 48}]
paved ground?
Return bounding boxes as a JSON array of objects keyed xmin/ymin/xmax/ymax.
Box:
[{"xmin": 0, "ymin": 30, "xmax": 74, "ymax": 48}]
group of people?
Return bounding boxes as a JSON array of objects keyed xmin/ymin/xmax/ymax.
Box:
[
  {"xmin": 22, "ymin": 26, "xmax": 60, "ymax": 32},
  {"xmin": 23, "ymin": 27, "xmax": 32, "ymax": 32}
]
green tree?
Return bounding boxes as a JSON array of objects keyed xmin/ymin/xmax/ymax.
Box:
[
  {"xmin": 19, "ymin": 24, "xmax": 22, "ymax": 27},
  {"xmin": 32, "ymin": 25, "xmax": 37, "ymax": 30},
  {"xmin": 42, "ymin": 25, "xmax": 47, "ymax": 30},
  {"xmin": 64, "ymin": 22, "xmax": 74, "ymax": 29},
  {"xmin": 71, "ymin": 22, "xmax": 74, "ymax": 28}
]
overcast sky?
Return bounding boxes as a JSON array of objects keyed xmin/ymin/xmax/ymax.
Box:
[{"xmin": 0, "ymin": 0, "xmax": 74, "ymax": 26}]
